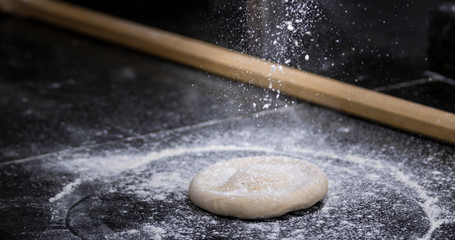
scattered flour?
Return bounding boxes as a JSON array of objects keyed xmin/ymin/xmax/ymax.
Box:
[
  {"xmin": 41, "ymin": 106, "xmax": 453, "ymax": 240},
  {"xmin": 49, "ymin": 178, "xmax": 81, "ymax": 203},
  {"xmin": 49, "ymin": 143, "xmax": 453, "ymax": 240}
]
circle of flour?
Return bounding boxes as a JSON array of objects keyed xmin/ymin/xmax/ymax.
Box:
[{"xmin": 188, "ymin": 156, "xmax": 328, "ymax": 219}]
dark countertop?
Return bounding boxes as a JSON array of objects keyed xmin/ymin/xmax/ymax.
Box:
[{"xmin": 1, "ymin": 4, "xmax": 455, "ymax": 239}]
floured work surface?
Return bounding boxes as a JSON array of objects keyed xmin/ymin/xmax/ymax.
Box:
[
  {"xmin": 1, "ymin": 105, "xmax": 454, "ymax": 239},
  {"xmin": 1, "ymin": 15, "xmax": 455, "ymax": 240}
]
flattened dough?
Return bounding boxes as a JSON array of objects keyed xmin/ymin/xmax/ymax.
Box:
[{"xmin": 188, "ymin": 156, "xmax": 328, "ymax": 219}]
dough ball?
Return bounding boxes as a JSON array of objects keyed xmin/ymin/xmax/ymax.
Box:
[{"xmin": 188, "ymin": 156, "xmax": 328, "ymax": 219}]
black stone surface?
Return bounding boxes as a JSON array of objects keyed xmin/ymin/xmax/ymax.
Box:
[
  {"xmin": 1, "ymin": 103, "xmax": 454, "ymax": 239},
  {"xmin": 1, "ymin": 2, "xmax": 455, "ymax": 239},
  {"xmin": 0, "ymin": 18, "xmax": 295, "ymax": 161}
]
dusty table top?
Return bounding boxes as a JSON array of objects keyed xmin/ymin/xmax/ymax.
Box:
[{"xmin": 0, "ymin": 15, "xmax": 454, "ymax": 240}]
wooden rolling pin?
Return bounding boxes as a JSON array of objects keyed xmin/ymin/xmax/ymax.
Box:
[{"xmin": 1, "ymin": 0, "xmax": 455, "ymax": 144}]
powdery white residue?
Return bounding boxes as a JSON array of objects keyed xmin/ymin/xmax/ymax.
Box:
[
  {"xmin": 149, "ymin": 172, "xmax": 187, "ymax": 190},
  {"xmin": 103, "ymin": 146, "xmax": 275, "ymax": 203},
  {"xmin": 345, "ymin": 154, "xmax": 384, "ymax": 170},
  {"xmin": 120, "ymin": 171, "xmax": 190, "ymax": 201},
  {"xmin": 143, "ymin": 225, "xmax": 166, "ymax": 240},
  {"xmin": 366, "ymin": 173, "xmax": 380, "ymax": 181},
  {"xmin": 48, "ymin": 145, "xmax": 272, "ymax": 206},
  {"xmin": 346, "ymin": 154, "xmax": 448, "ymax": 240},
  {"xmin": 68, "ymin": 155, "xmax": 144, "ymax": 174},
  {"xmin": 134, "ymin": 145, "xmax": 274, "ymax": 170},
  {"xmin": 153, "ymin": 193, "xmax": 166, "ymax": 201},
  {"xmin": 104, "ymin": 224, "xmax": 166, "ymax": 239},
  {"xmin": 127, "ymin": 229, "xmax": 139, "ymax": 234},
  {"xmin": 53, "ymin": 142, "xmax": 453, "ymax": 239},
  {"xmin": 247, "ymin": 222, "xmax": 281, "ymax": 240},
  {"xmin": 290, "ymin": 147, "xmax": 448, "ymax": 240},
  {"xmin": 49, "ymin": 178, "xmax": 82, "ymax": 203},
  {"xmin": 56, "ymin": 145, "xmax": 274, "ymax": 177},
  {"xmin": 290, "ymin": 148, "xmax": 340, "ymax": 161},
  {"xmin": 136, "ymin": 145, "xmax": 446, "ymax": 239},
  {"xmin": 388, "ymin": 166, "xmax": 447, "ymax": 240}
]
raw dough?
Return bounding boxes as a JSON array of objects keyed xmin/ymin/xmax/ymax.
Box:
[{"xmin": 188, "ymin": 156, "xmax": 328, "ymax": 219}]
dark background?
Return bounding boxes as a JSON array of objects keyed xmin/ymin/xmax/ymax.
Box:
[
  {"xmin": 64, "ymin": 1, "xmax": 454, "ymax": 82},
  {"xmin": 64, "ymin": 0, "xmax": 455, "ymax": 112},
  {"xmin": 1, "ymin": 1, "xmax": 455, "ymax": 239}
]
